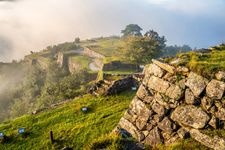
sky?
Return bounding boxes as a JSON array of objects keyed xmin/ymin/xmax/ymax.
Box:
[{"xmin": 0, "ymin": 0, "xmax": 225, "ymax": 62}]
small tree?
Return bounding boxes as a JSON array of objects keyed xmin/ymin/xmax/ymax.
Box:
[
  {"xmin": 74, "ymin": 37, "xmax": 80, "ymax": 43},
  {"xmin": 122, "ymin": 30, "xmax": 166, "ymax": 64},
  {"xmin": 121, "ymin": 24, "xmax": 143, "ymax": 37}
]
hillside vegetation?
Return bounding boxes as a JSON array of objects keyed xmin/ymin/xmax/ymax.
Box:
[
  {"xmin": 171, "ymin": 44, "xmax": 225, "ymax": 78},
  {"xmin": 0, "ymin": 91, "xmax": 135, "ymax": 150}
]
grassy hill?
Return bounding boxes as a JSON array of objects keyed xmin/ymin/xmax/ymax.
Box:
[
  {"xmin": 1, "ymin": 39, "xmax": 225, "ymax": 149},
  {"xmin": 0, "ymin": 91, "xmax": 135, "ymax": 150},
  {"xmin": 170, "ymin": 44, "xmax": 225, "ymax": 78}
]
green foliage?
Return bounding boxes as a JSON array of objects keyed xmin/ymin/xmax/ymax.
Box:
[
  {"xmin": 121, "ymin": 24, "xmax": 143, "ymax": 37},
  {"xmin": 69, "ymin": 55, "xmax": 92, "ymax": 71},
  {"xmin": 121, "ymin": 32, "xmax": 166, "ymax": 64},
  {"xmin": 185, "ymin": 46, "xmax": 225, "ymax": 78},
  {"xmin": 74, "ymin": 37, "xmax": 80, "ymax": 43},
  {"xmin": 83, "ymin": 37, "xmax": 123, "ymax": 57},
  {"xmin": 46, "ymin": 42, "xmax": 80, "ymax": 55},
  {"xmin": 0, "ymin": 91, "xmax": 135, "ymax": 150},
  {"xmin": 97, "ymin": 70, "xmax": 104, "ymax": 81},
  {"xmin": 0, "ymin": 58, "xmax": 93, "ymax": 122},
  {"xmin": 37, "ymin": 69, "xmax": 91, "ymax": 108},
  {"xmin": 162, "ymin": 45, "xmax": 192, "ymax": 57},
  {"xmin": 87, "ymin": 134, "xmax": 140, "ymax": 150}
]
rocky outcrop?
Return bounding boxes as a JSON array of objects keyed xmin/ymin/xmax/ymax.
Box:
[
  {"xmin": 189, "ymin": 129, "xmax": 225, "ymax": 150},
  {"xmin": 116, "ymin": 59, "xmax": 225, "ymax": 150},
  {"xmin": 89, "ymin": 77, "xmax": 139, "ymax": 96},
  {"xmin": 171, "ymin": 105, "xmax": 210, "ymax": 129}
]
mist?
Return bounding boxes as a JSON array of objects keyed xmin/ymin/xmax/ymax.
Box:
[{"xmin": 0, "ymin": 0, "xmax": 225, "ymax": 62}]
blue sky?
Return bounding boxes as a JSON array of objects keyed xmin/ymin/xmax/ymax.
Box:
[{"xmin": 0, "ymin": 0, "xmax": 224, "ymax": 61}]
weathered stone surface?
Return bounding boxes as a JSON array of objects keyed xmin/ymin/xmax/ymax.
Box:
[
  {"xmin": 153, "ymin": 114, "xmax": 164, "ymax": 123},
  {"xmin": 148, "ymin": 76, "xmax": 170, "ymax": 94},
  {"xmin": 154, "ymin": 93, "xmax": 170, "ymax": 109},
  {"xmin": 152, "ymin": 59, "xmax": 175, "ymax": 74},
  {"xmin": 178, "ymin": 79, "xmax": 186, "ymax": 89},
  {"xmin": 136, "ymin": 84, "xmax": 154, "ymax": 103},
  {"xmin": 145, "ymin": 127, "xmax": 163, "ymax": 146},
  {"xmin": 163, "ymin": 73, "xmax": 177, "ymax": 83},
  {"xmin": 164, "ymin": 134, "xmax": 180, "ymax": 146},
  {"xmin": 136, "ymin": 116, "xmax": 148, "ymax": 131},
  {"xmin": 206, "ymin": 79, "xmax": 225, "ymax": 99},
  {"xmin": 142, "ymin": 75, "xmax": 150, "ymax": 86},
  {"xmin": 215, "ymin": 107, "xmax": 225, "ymax": 120},
  {"xmin": 147, "ymin": 63, "xmax": 166, "ymax": 78},
  {"xmin": 152, "ymin": 101, "xmax": 166, "ymax": 116},
  {"xmin": 209, "ymin": 106, "xmax": 217, "ymax": 115},
  {"xmin": 209, "ymin": 116, "xmax": 218, "ymax": 129},
  {"xmin": 163, "ymin": 73, "xmax": 173, "ymax": 81},
  {"xmin": 124, "ymin": 109, "xmax": 137, "ymax": 123},
  {"xmin": 117, "ymin": 61, "xmax": 225, "ymax": 149},
  {"xmin": 130, "ymin": 97, "xmax": 151, "ymax": 116},
  {"xmin": 185, "ymin": 72, "xmax": 208, "ymax": 97},
  {"xmin": 177, "ymin": 128, "xmax": 189, "ymax": 139},
  {"xmin": 176, "ymin": 66, "xmax": 189, "ymax": 73},
  {"xmin": 165, "ymin": 84, "xmax": 183, "ymax": 100},
  {"xmin": 142, "ymin": 130, "xmax": 149, "ymax": 137},
  {"xmin": 158, "ymin": 117, "xmax": 176, "ymax": 133},
  {"xmin": 162, "ymin": 132, "xmax": 174, "ymax": 141},
  {"xmin": 136, "ymin": 109, "xmax": 154, "ymax": 130},
  {"xmin": 171, "ymin": 105, "xmax": 210, "ymax": 129},
  {"xmin": 215, "ymin": 71, "xmax": 225, "ymax": 81},
  {"xmin": 185, "ymin": 88, "xmax": 195, "ymax": 105},
  {"xmin": 118, "ymin": 117, "xmax": 144, "ymax": 141},
  {"xmin": 136, "ymin": 84, "xmax": 148, "ymax": 100},
  {"xmin": 215, "ymin": 101, "xmax": 223, "ymax": 109},
  {"xmin": 190, "ymin": 129, "xmax": 225, "ymax": 150},
  {"xmin": 201, "ymin": 96, "xmax": 214, "ymax": 111},
  {"xmin": 146, "ymin": 123, "xmax": 154, "ymax": 131}
]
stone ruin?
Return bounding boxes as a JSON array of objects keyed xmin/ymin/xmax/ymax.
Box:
[
  {"xmin": 89, "ymin": 76, "xmax": 139, "ymax": 96},
  {"xmin": 116, "ymin": 59, "xmax": 225, "ymax": 150}
]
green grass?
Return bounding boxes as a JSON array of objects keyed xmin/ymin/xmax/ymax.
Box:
[
  {"xmin": 69, "ymin": 55, "xmax": 92, "ymax": 70},
  {"xmin": 0, "ymin": 91, "xmax": 135, "ymax": 150},
  {"xmin": 175, "ymin": 45, "xmax": 225, "ymax": 78},
  {"xmin": 81, "ymin": 37, "xmax": 123, "ymax": 57}
]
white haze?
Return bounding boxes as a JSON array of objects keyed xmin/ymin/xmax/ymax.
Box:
[{"xmin": 0, "ymin": 0, "xmax": 225, "ymax": 62}]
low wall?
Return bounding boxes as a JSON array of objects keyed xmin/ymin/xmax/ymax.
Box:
[{"xmin": 116, "ymin": 59, "xmax": 225, "ymax": 149}]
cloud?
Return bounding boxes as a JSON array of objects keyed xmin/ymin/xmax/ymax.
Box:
[
  {"xmin": 145, "ymin": 0, "xmax": 225, "ymax": 16},
  {"xmin": 0, "ymin": 0, "xmax": 17, "ymax": 2},
  {"xmin": 0, "ymin": 0, "xmax": 224, "ymax": 62}
]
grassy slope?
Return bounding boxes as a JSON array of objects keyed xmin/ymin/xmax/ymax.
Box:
[
  {"xmin": 69, "ymin": 55, "xmax": 92, "ymax": 71},
  {"xmin": 80, "ymin": 37, "xmax": 123, "ymax": 57},
  {"xmin": 0, "ymin": 91, "xmax": 135, "ymax": 150},
  {"xmin": 174, "ymin": 45, "xmax": 225, "ymax": 78},
  {"xmin": 81, "ymin": 37, "xmax": 140, "ymax": 75}
]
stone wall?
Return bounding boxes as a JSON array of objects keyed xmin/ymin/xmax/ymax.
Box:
[
  {"xmin": 83, "ymin": 47, "xmax": 105, "ymax": 59},
  {"xmin": 57, "ymin": 52, "xmax": 67, "ymax": 68},
  {"xmin": 89, "ymin": 77, "xmax": 139, "ymax": 96},
  {"xmin": 116, "ymin": 59, "xmax": 225, "ymax": 149}
]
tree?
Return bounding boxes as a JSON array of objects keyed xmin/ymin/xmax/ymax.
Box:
[
  {"xmin": 121, "ymin": 24, "xmax": 143, "ymax": 37},
  {"xmin": 161, "ymin": 45, "xmax": 192, "ymax": 57},
  {"xmin": 122, "ymin": 30, "xmax": 166, "ymax": 64},
  {"xmin": 144, "ymin": 30, "xmax": 166, "ymax": 50},
  {"xmin": 74, "ymin": 37, "xmax": 80, "ymax": 43}
]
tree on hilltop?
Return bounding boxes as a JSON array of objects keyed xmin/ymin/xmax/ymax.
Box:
[
  {"xmin": 121, "ymin": 24, "xmax": 143, "ymax": 37},
  {"xmin": 122, "ymin": 29, "xmax": 166, "ymax": 64}
]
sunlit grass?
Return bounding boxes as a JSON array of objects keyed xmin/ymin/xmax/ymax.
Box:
[{"xmin": 0, "ymin": 91, "xmax": 135, "ymax": 150}]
